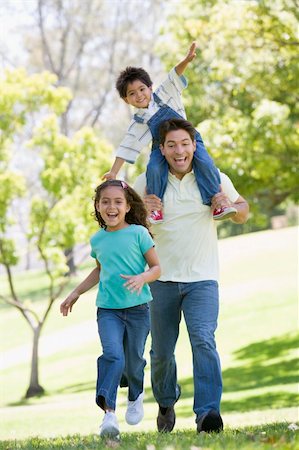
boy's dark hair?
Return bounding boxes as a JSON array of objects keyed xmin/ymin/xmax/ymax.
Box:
[
  {"xmin": 159, "ymin": 118, "xmax": 196, "ymax": 145},
  {"xmin": 93, "ymin": 179, "xmax": 152, "ymax": 236},
  {"xmin": 116, "ymin": 67, "xmax": 153, "ymax": 98}
]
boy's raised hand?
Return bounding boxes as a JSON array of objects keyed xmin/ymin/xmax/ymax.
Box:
[
  {"xmin": 102, "ymin": 171, "xmax": 117, "ymax": 181},
  {"xmin": 186, "ymin": 41, "xmax": 197, "ymax": 62},
  {"xmin": 175, "ymin": 41, "xmax": 198, "ymax": 76}
]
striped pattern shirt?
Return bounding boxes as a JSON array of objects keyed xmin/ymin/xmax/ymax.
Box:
[{"xmin": 116, "ymin": 67, "xmax": 188, "ymax": 163}]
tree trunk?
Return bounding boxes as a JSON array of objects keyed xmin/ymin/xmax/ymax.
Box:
[
  {"xmin": 25, "ymin": 325, "xmax": 45, "ymax": 398},
  {"xmin": 64, "ymin": 247, "xmax": 77, "ymax": 275}
]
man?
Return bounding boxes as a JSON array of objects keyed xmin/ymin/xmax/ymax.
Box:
[{"xmin": 134, "ymin": 118, "xmax": 249, "ymax": 433}]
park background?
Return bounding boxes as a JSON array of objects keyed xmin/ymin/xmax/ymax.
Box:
[{"xmin": 0, "ymin": 0, "xmax": 298, "ymax": 446}]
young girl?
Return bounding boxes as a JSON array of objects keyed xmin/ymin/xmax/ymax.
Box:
[{"xmin": 60, "ymin": 180, "xmax": 161, "ymax": 439}]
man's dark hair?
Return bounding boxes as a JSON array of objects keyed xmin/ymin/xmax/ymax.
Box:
[
  {"xmin": 116, "ymin": 67, "xmax": 153, "ymax": 98},
  {"xmin": 159, "ymin": 118, "xmax": 196, "ymax": 145}
]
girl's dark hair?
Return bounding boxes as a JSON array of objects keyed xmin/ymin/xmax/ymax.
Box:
[
  {"xmin": 93, "ymin": 180, "xmax": 152, "ymax": 236},
  {"xmin": 116, "ymin": 67, "xmax": 153, "ymax": 98}
]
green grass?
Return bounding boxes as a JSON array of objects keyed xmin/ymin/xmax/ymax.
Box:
[
  {"xmin": 0, "ymin": 226, "xmax": 298, "ymax": 446},
  {"xmin": 0, "ymin": 424, "xmax": 299, "ymax": 449}
]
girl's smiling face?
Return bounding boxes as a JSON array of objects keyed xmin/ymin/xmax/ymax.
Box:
[{"xmin": 96, "ymin": 186, "xmax": 130, "ymax": 231}]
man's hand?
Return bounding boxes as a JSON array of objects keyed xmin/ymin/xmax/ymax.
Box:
[
  {"xmin": 211, "ymin": 189, "xmax": 250, "ymax": 224},
  {"xmin": 211, "ymin": 191, "xmax": 233, "ymax": 211},
  {"xmin": 143, "ymin": 194, "xmax": 163, "ymax": 214}
]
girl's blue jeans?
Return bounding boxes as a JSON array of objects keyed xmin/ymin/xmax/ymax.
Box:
[
  {"xmin": 96, "ymin": 304, "xmax": 150, "ymax": 410},
  {"xmin": 149, "ymin": 280, "xmax": 222, "ymax": 420}
]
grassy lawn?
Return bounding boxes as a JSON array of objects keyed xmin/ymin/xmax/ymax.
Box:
[
  {"xmin": 0, "ymin": 226, "xmax": 298, "ymax": 447},
  {"xmin": 0, "ymin": 424, "xmax": 299, "ymax": 450}
]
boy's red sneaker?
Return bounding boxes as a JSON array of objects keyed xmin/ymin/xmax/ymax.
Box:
[
  {"xmin": 213, "ymin": 206, "xmax": 237, "ymax": 221},
  {"xmin": 149, "ymin": 210, "xmax": 164, "ymax": 224}
]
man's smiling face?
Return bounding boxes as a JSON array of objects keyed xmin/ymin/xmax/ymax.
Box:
[{"xmin": 160, "ymin": 129, "xmax": 196, "ymax": 179}]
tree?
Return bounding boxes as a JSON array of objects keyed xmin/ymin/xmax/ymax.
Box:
[
  {"xmin": 22, "ymin": 0, "xmax": 165, "ymax": 134},
  {"xmin": 0, "ymin": 68, "xmax": 112, "ymax": 397},
  {"xmin": 161, "ymin": 0, "xmax": 299, "ymax": 230},
  {"xmin": 4, "ymin": 0, "xmax": 166, "ymax": 271}
]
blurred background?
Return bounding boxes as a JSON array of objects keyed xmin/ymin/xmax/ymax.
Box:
[{"xmin": 0, "ymin": 0, "xmax": 298, "ymax": 440}]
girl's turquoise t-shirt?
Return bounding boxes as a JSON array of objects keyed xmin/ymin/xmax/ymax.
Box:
[{"xmin": 90, "ymin": 224, "xmax": 154, "ymax": 309}]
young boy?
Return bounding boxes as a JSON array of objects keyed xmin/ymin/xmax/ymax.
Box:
[{"xmin": 103, "ymin": 42, "xmax": 236, "ymax": 223}]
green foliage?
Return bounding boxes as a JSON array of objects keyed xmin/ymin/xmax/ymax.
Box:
[
  {"xmin": 0, "ymin": 67, "xmax": 112, "ymax": 396},
  {"xmin": 0, "ymin": 68, "xmax": 71, "ymax": 269},
  {"xmin": 0, "ymin": 68, "xmax": 71, "ymax": 135},
  {"xmin": 161, "ymin": 0, "xmax": 299, "ymax": 229},
  {"xmin": 0, "ymin": 67, "xmax": 112, "ymax": 278},
  {"xmin": 28, "ymin": 115, "xmax": 112, "ymax": 278},
  {"xmin": 0, "ymin": 237, "xmax": 19, "ymax": 266},
  {"xmin": 0, "ymin": 171, "xmax": 25, "ymax": 232}
]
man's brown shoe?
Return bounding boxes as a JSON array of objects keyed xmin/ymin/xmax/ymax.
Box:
[
  {"xmin": 157, "ymin": 405, "xmax": 175, "ymax": 432},
  {"xmin": 197, "ymin": 410, "xmax": 223, "ymax": 433}
]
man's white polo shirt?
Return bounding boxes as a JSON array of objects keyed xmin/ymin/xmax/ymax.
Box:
[{"xmin": 134, "ymin": 171, "xmax": 239, "ymax": 282}]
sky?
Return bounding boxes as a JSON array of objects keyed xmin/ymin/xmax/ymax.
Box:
[{"xmin": 0, "ymin": 0, "xmax": 35, "ymax": 68}]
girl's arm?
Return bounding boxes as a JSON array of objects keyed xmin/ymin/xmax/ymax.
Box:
[
  {"xmin": 175, "ymin": 41, "xmax": 197, "ymax": 76},
  {"xmin": 60, "ymin": 261, "xmax": 101, "ymax": 316},
  {"xmin": 121, "ymin": 247, "xmax": 161, "ymax": 295}
]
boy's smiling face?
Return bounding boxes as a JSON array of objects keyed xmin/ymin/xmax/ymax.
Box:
[{"xmin": 124, "ymin": 80, "xmax": 152, "ymax": 109}]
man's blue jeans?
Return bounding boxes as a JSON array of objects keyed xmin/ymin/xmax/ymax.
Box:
[
  {"xmin": 96, "ymin": 304, "xmax": 150, "ymax": 410},
  {"xmin": 149, "ymin": 280, "xmax": 222, "ymax": 420}
]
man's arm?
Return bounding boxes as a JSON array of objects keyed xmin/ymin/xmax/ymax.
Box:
[
  {"xmin": 230, "ymin": 195, "xmax": 249, "ymax": 224},
  {"xmin": 175, "ymin": 41, "xmax": 197, "ymax": 76},
  {"xmin": 212, "ymin": 192, "xmax": 249, "ymax": 224}
]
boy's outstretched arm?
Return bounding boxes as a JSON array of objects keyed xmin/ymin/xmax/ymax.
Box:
[
  {"xmin": 175, "ymin": 41, "xmax": 197, "ymax": 76},
  {"xmin": 102, "ymin": 157, "xmax": 126, "ymax": 181}
]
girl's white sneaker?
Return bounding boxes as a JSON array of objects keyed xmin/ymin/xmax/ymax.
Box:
[
  {"xmin": 125, "ymin": 391, "xmax": 144, "ymax": 425},
  {"xmin": 99, "ymin": 411, "xmax": 120, "ymax": 438}
]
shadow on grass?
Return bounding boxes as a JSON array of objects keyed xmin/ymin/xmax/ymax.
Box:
[
  {"xmin": 7, "ymin": 381, "xmax": 96, "ymax": 407},
  {"xmin": 222, "ymin": 357, "xmax": 298, "ymax": 392},
  {"xmin": 53, "ymin": 380, "xmax": 96, "ymax": 395},
  {"xmin": 176, "ymin": 391, "xmax": 299, "ymax": 417},
  {"xmin": 174, "ymin": 332, "xmax": 299, "ymax": 414},
  {"xmin": 234, "ymin": 333, "xmax": 299, "ymax": 361},
  {"xmin": 7, "ymin": 332, "xmax": 298, "ymax": 415}
]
